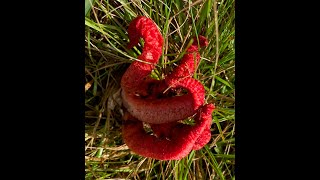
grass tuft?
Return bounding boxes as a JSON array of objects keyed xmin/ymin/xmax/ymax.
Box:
[{"xmin": 85, "ymin": 0, "xmax": 235, "ymax": 179}]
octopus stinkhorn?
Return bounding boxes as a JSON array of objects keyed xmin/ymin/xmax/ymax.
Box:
[{"xmin": 121, "ymin": 16, "xmax": 215, "ymax": 160}]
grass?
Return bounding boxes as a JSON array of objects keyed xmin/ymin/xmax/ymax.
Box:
[{"xmin": 85, "ymin": 0, "xmax": 235, "ymax": 179}]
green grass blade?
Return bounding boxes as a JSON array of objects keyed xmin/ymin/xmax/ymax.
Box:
[
  {"xmin": 202, "ymin": 146, "xmax": 226, "ymax": 180},
  {"xmin": 215, "ymin": 75, "xmax": 233, "ymax": 89},
  {"xmin": 85, "ymin": 0, "xmax": 95, "ymax": 16}
]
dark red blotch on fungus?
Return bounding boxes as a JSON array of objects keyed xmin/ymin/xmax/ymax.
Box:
[{"xmin": 121, "ymin": 16, "xmax": 215, "ymax": 160}]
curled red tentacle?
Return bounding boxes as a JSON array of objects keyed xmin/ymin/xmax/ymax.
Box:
[
  {"xmin": 122, "ymin": 104, "xmax": 214, "ymax": 160},
  {"xmin": 121, "ymin": 16, "xmax": 163, "ymax": 92},
  {"xmin": 122, "ymin": 77, "xmax": 205, "ymax": 124},
  {"xmin": 166, "ymin": 35, "xmax": 208, "ymax": 83}
]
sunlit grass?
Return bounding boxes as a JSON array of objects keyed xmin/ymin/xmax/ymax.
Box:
[{"xmin": 85, "ymin": 0, "xmax": 235, "ymax": 179}]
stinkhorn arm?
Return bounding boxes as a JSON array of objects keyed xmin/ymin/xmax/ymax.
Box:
[
  {"xmin": 122, "ymin": 104, "xmax": 214, "ymax": 160},
  {"xmin": 121, "ymin": 77, "xmax": 205, "ymax": 124},
  {"xmin": 121, "ymin": 16, "xmax": 163, "ymax": 91},
  {"xmin": 165, "ymin": 35, "xmax": 208, "ymax": 82}
]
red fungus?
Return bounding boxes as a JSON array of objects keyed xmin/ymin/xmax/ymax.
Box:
[
  {"xmin": 122, "ymin": 104, "xmax": 214, "ymax": 160},
  {"xmin": 121, "ymin": 77, "xmax": 205, "ymax": 124},
  {"xmin": 165, "ymin": 35, "xmax": 208, "ymax": 84},
  {"xmin": 121, "ymin": 16, "xmax": 163, "ymax": 92},
  {"xmin": 121, "ymin": 16, "xmax": 214, "ymax": 160}
]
